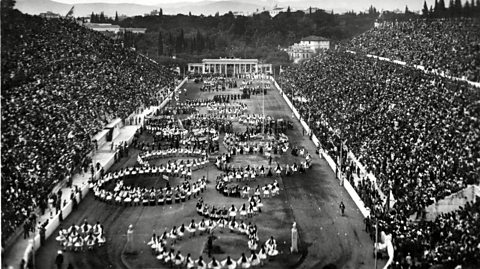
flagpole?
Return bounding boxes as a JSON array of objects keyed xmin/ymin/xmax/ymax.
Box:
[{"xmin": 374, "ymin": 217, "xmax": 378, "ymax": 269}]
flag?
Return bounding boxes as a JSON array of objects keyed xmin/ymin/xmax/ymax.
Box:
[{"xmin": 65, "ymin": 6, "xmax": 74, "ymax": 18}]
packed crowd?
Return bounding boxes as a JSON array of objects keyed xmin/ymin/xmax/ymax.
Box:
[
  {"xmin": 347, "ymin": 18, "xmax": 480, "ymax": 82},
  {"xmin": 1, "ymin": 13, "xmax": 175, "ymax": 241},
  {"xmin": 279, "ymin": 50, "xmax": 480, "ymax": 267}
]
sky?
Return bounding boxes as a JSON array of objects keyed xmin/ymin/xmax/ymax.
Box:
[
  {"xmin": 46, "ymin": 0, "xmax": 464, "ymax": 13},
  {"xmin": 52, "ymin": 0, "xmax": 429, "ymax": 11}
]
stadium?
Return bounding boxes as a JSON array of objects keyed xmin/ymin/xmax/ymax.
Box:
[{"xmin": 1, "ymin": 1, "xmax": 479, "ymax": 269}]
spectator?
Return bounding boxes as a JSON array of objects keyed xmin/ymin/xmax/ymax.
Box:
[
  {"xmin": 1, "ymin": 11, "xmax": 175, "ymax": 243},
  {"xmin": 279, "ymin": 49, "xmax": 480, "ymax": 267},
  {"xmin": 346, "ymin": 18, "xmax": 480, "ymax": 82}
]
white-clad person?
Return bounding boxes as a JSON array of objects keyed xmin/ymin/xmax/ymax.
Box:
[
  {"xmin": 185, "ymin": 253, "xmax": 195, "ymax": 269},
  {"xmin": 174, "ymin": 250, "xmax": 185, "ymax": 266},
  {"xmin": 221, "ymin": 256, "xmax": 237, "ymax": 269},
  {"xmin": 248, "ymin": 237, "xmax": 258, "ymax": 251},
  {"xmin": 208, "ymin": 256, "xmax": 221, "ymax": 269},
  {"xmin": 258, "ymin": 244, "xmax": 267, "ymax": 266},
  {"xmin": 229, "ymin": 204, "xmax": 237, "ymax": 220},
  {"xmin": 266, "ymin": 236, "xmax": 279, "ymax": 256},
  {"xmin": 187, "ymin": 219, "xmax": 197, "ymax": 237},
  {"xmin": 237, "ymin": 253, "xmax": 251, "ymax": 268},
  {"xmin": 249, "ymin": 250, "xmax": 261, "ymax": 267}
]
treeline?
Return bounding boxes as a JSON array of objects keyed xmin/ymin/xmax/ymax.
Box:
[
  {"xmin": 116, "ymin": 9, "xmax": 379, "ymax": 67},
  {"xmin": 421, "ymin": 0, "xmax": 480, "ymax": 18},
  {"xmin": 381, "ymin": 0, "xmax": 480, "ymax": 21},
  {"xmin": 90, "ymin": 11, "xmax": 119, "ymax": 23}
]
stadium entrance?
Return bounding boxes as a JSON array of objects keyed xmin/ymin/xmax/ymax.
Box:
[{"xmin": 188, "ymin": 58, "xmax": 272, "ymax": 75}]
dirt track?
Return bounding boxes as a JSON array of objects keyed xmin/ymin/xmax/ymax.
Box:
[{"xmin": 35, "ymin": 78, "xmax": 384, "ymax": 269}]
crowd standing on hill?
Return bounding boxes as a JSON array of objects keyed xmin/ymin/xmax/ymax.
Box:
[
  {"xmin": 279, "ymin": 48, "xmax": 480, "ymax": 267},
  {"xmin": 347, "ymin": 18, "xmax": 480, "ymax": 82},
  {"xmin": 1, "ymin": 13, "xmax": 175, "ymax": 243}
]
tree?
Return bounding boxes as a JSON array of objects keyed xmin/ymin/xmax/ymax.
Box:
[
  {"xmin": 405, "ymin": 5, "xmax": 410, "ymax": 13},
  {"xmin": 464, "ymin": 0, "xmax": 471, "ymax": 15},
  {"xmin": 90, "ymin": 12, "xmax": 95, "ymax": 22},
  {"xmin": 176, "ymin": 29, "xmax": 185, "ymax": 53},
  {"xmin": 454, "ymin": 0, "xmax": 462, "ymax": 15},
  {"xmin": 1, "ymin": 0, "xmax": 16, "ymax": 13},
  {"xmin": 196, "ymin": 30, "xmax": 204, "ymax": 52},
  {"xmin": 158, "ymin": 31, "xmax": 163, "ymax": 56},
  {"xmin": 439, "ymin": 0, "xmax": 446, "ymax": 12},
  {"xmin": 189, "ymin": 11, "xmax": 192, "ymax": 16},
  {"xmin": 422, "ymin": 0, "xmax": 429, "ymax": 16},
  {"xmin": 99, "ymin": 12, "xmax": 105, "ymax": 22},
  {"xmin": 160, "ymin": 8, "xmax": 163, "ymax": 16},
  {"xmin": 115, "ymin": 11, "xmax": 119, "ymax": 22}
]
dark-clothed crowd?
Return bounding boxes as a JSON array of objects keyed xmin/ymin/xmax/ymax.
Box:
[
  {"xmin": 346, "ymin": 18, "xmax": 480, "ymax": 82},
  {"xmin": 1, "ymin": 13, "xmax": 175, "ymax": 243},
  {"xmin": 279, "ymin": 48, "xmax": 479, "ymax": 268}
]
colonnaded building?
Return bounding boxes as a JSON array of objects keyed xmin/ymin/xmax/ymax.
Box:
[{"xmin": 188, "ymin": 58, "xmax": 273, "ymax": 75}]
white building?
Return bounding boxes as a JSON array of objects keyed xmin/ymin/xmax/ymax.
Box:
[
  {"xmin": 39, "ymin": 11, "xmax": 61, "ymax": 19},
  {"xmin": 253, "ymin": 4, "xmax": 290, "ymax": 17},
  {"xmin": 188, "ymin": 58, "xmax": 272, "ymax": 75},
  {"xmin": 84, "ymin": 23, "xmax": 121, "ymax": 34},
  {"xmin": 299, "ymin": 35, "xmax": 330, "ymax": 51},
  {"xmin": 121, "ymin": 28, "xmax": 147, "ymax": 34},
  {"xmin": 286, "ymin": 35, "xmax": 330, "ymax": 63}
]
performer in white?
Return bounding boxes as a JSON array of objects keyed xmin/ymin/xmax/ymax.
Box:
[
  {"xmin": 291, "ymin": 222, "xmax": 298, "ymax": 253},
  {"xmin": 126, "ymin": 224, "xmax": 134, "ymax": 253},
  {"xmin": 374, "ymin": 231, "xmax": 394, "ymax": 269}
]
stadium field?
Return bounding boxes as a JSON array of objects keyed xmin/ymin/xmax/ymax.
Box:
[{"xmin": 34, "ymin": 79, "xmax": 382, "ymax": 269}]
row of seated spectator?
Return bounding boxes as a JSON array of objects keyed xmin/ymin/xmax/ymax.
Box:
[
  {"xmin": 1, "ymin": 12, "xmax": 176, "ymax": 242},
  {"xmin": 346, "ymin": 18, "xmax": 480, "ymax": 82},
  {"xmin": 278, "ymin": 50, "xmax": 479, "ymax": 268}
]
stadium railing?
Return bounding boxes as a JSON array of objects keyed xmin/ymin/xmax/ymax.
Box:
[{"xmin": 271, "ymin": 76, "xmax": 373, "ymax": 218}]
